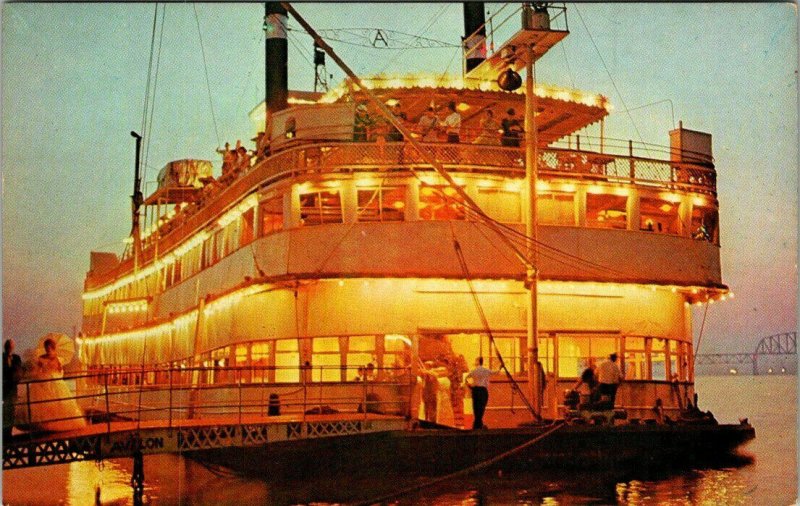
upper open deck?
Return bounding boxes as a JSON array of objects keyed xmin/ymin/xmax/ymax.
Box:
[{"xmin": 84, "ymin": 77, "xmax": 717, "ymax": 293}]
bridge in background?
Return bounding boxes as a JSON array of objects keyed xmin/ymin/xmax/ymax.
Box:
[{"xmin": 695, "ymin": 331, "xmax": 796, "ymax": 375}]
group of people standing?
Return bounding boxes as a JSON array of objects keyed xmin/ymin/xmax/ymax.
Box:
[
  {"xmin": 571, "ymin": 353, "xmax": 623, "ymax": 410},
  {"xmin": 216, "ymin": 140, "xmax": 253, "ymax": 178},
  {"xmin": 473, "ymin": 108, "xmax": 524, "ymax": 147},
  {"xmin": 353, "ymin": 101, "xmax": 525, "ymax": 147},
  {"xmin": 419, "ymin": 354, "xmax": 468, "ymax": 427},
  {"xmin": 3, "ymin": 338, "xmax": 87, "ymax": 439}
]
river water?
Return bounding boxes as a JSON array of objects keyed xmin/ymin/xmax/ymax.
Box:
[{"xmin": 2, "ymin": 375, "xmax": 796, "ymax": 505}]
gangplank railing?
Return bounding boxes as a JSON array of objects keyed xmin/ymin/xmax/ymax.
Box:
[{"xmin": 9, "ymin": 364, "xmax": 413, "ymax": 437}]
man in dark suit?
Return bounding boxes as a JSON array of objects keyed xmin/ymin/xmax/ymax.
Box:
[{"xmin": 3, "ymin": 339, "xmax": 23, "ymax": 439}]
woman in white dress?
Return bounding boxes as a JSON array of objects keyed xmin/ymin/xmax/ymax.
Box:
[
  {"xmin": 27, "ymin": 338, "xmax": 87, "ymax": 431},
  {"xmin": 433, "ymin": 367, "xmax": 455, "ymax": 426}
]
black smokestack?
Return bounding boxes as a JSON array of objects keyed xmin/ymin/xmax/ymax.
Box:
[
  {"xmin": 265, "ymin": 3, "xmax": 288, "ymax": 116},
  {"xmin": 463, "ymin": 3, "xmax": 487, "ymax": 73}
]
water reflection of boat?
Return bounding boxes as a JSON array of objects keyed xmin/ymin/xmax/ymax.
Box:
[{"xmin": 75, "ymin": 2, "xmax": 753, "ymax": 477}]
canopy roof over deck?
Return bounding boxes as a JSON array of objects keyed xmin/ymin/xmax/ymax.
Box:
[{"xmin": 250, "ymin": 74, "xmax": 611, "ymax": 144}]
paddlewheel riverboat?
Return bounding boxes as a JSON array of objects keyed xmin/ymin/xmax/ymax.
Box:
[{"xmin": 76, "ymin": 2, "xmax": 730, "ymax": 434}]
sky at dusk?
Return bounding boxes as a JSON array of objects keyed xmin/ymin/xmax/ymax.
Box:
[{"xmin": 1, "ymin": 3, "xmax": 797, "ymax": 355}]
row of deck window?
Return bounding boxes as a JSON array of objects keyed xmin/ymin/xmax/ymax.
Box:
[
  {"xmin": 85, "ymin": 179, "xmax": 719, "ymax": 316},
  {"xmin": 88, "ymin": 333, "xmax": 692, "ymax": 387}
]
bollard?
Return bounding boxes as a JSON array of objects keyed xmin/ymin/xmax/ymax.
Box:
[
  {"xmin": 131, "ymin": 448, "xmax": 145, "ymax": 506},
  {"xmin": 104, "ymin": 373, "xmax": 111, "ymax": 435}
]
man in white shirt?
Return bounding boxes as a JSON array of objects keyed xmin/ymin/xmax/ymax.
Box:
[
  {"xmin": 597, "ymin": 353, "xmax": 623, "ymax": 408},
  {"xmin": 465, "ymin": 356, "xmax": 498, "ymax": 429},
  {"xmin": 442, "ymin": 101, "xmax": 462, "ymax": 143}
]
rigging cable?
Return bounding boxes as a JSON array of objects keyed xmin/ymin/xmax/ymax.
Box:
[
  {"xmin": 558, "ymin": 31, "xmax": 576, "ymax": 89},
  {"xmin": 231, "ymin": 30, "xmax": 267, "ymax": 141},
  {"xmin": 288, "ymin": 29, "xmax": 315, "ymax": 65},
  {"xmin": 133, "ymin": 6, "xmax": 164, "ymax": 427},
  {"xmin": 139, "ymin": 4, "xmax": 159, "ymax": 146},
  {"xmin": 136, "ymin": 3, "xmax": 160, "ymax": 223},
  {"xmin": 143, "ymin": 4, "xmax": 167, "ymax": 186},
  {"xmin": 449, "ymin": 224, "xmax": 538, "ymax": 419},
  {"xmin": 693, "ymin": 300, "xmax": 710, "ymax": 359},
  {"xmin": 377, "ymin": 3, "xmax": 452, "ymax": 74},
  {"xmin": 193, "ymin": 4, "xmax": 222, "ymax": 147},
  {"xmin": 572, "ymin": 4, "xmax": 651, "ymax": 158}
]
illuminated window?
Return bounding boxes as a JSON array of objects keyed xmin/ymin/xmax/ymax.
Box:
[
  {"xmin": 202, "ymin": 233, "xmax": 217, "ymax": 269},
  {"xmin": 383, "ymin": 334, "xmax": 412, "ymax": 378},
  {"xmin": 679, "ymin": 342, "xmax": 692, "ymax": 382},
  {"xmin": 211, "ymin": 346, "xmax": 230, "ymax": 384},
  {"xmin": 312, "ymin": 337, "xmax": 341, "ymax": 382},
  {"xmin": 274, "ymin": 339, "xmax": 300, "ymax": 382},
  {"xmin": 240, "ymin": 208, "xmax": 255, "ymax": 246},
  {"xmin": 357, "ymin": 187, "xmax": 406, "ymax": 222},
  {"xmin": 538, "ymin": 191, "xmax": 575, "ymax": 225},
  {"xmin": 347, "ymin": 335, "xmax": 375, "ymax": 381},
  {"xmin": 260, "ymin": 197, "xmax": 283, "ymax": 235},
  {"xmin": 623, "ymin": 336, "xmax": 647, "ymax": 380},
  {"xmin": 669, "ymin": 339, "xmax": 679, "ymax": 381},
  {"xmin": 445, "ymin": 333, "xmax": 531, "ymax": 376},
  {"xmin": 691, "ymin": 205, "xmax": 718, "ymax": 244},
  {"xmin": 212, "ymin": 230, "xmax": 225, "ymax": 264},
  {"xmin": 640, "ymin": 197, "xmax": 680, "ymax": 235},
  {"xmin": 537, "ymin": 335, "xmax": 555, "ymax": 374},
  {"xmin": 557, "ymin": 334, "xmax": 618, "ymax": 378},
  {"xmin": 173, "ymin": 257, "xmax": 182, "ymax": 284},
  {"xmin": 488, "ymin": 335, "xmax": 525, "ymax": 374},
  {"xmin": 651, "ymin": 338, "xmax": 667, "ymax": 380},
  {"xmin": 300, "ymin": 190, "xmax": 343, "ymax": 225},
  {"xmin": 586, "ymin": 194, "xmax": 627, "ymax": 229},
  {"xmin": 235, "ymin": 344, "xmax": 251, "ymax": 383},
  {"xmin": 251, "ymin": 342, "xmax": 270, "ymax": 383},
  {"xmin": 221, "ymin": 222, "xmax": 238, "ymax": 257},
  {"xmin": 475, "ymin": 188, "xmax": 522, "ymax": 223},
  {"xmin": 418, "ymin": 185, "xmax": 466, "ymax": 221}
]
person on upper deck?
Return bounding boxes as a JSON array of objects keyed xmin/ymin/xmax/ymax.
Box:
[
  {"xmin": 417, "ymin": 107, "xmax": 439, "ymax": 142},
  {"xmin": 442, "ymin": 101, "xmax": 462, "ymax": 143},
  {"xmin": 235, "ymin": 145, "xmax": 253, "ymax": 174},
  {"xmin": 501, "ymin": 108, "xmax": 523, "ymax": 147},
  {"xmin": 386, "ymin": 102, "xmax": 407, "ymax": 142},
  {"xmin": 216, "ymin": 142, "xmax": 235, "ymax": 175},
  {"xmin": 353, "ymin": 103, "xmax": 375, "ymax": 142},
  {"xmin": 473, "ymin": 109, "xmax": 501, "ymax": 146}
]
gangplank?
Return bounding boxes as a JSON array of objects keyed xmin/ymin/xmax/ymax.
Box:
[{"xmin": 3, "ymin": 412, "xmax": 406, "ymax": 470}]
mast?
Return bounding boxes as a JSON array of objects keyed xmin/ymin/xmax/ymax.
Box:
[
  {"xmin": 130, "ymin": 131, "xmax": 143, "ymax": 270},
  {"xmin": 287, "ymin": 1, "xmax": 565, "ymax": 420},
  {"xmin": 524, "ymin": 28, "xmax": 541, "ymax": 419}
]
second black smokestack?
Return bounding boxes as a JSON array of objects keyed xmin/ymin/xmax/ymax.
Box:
[
  {"xmin": 463, "ymin": 3, "xmax": 487, "ymax": 73},
  {"xmin": 265, "ymin": 3, "xmax": 288, "ymax": 117}
]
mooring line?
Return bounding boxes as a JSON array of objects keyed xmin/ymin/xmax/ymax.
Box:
[{"xmin": 350, "ymin": 421, "xmax": 567, "ymax": 506}]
